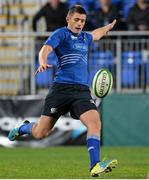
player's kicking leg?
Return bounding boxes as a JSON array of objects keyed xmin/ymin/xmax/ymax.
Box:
[{"xmin": 8, "ymin": 115, "xmax": 57, "ymax": 141}]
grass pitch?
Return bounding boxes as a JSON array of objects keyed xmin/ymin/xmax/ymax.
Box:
[{"xmin": 0, "ymin": 146, "xmax": 148, "ymax": 179}]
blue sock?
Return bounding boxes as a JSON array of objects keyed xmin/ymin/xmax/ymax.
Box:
[
  {"xmin": 87, "ymin": 135, "xmax": 100, "ymax": 169},
  {"xmin": 19, "ymin": 122, "xmax": 35, "ymax": 135}
]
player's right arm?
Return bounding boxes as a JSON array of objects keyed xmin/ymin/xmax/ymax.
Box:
[
  {"xmin": 37, "ymin": 45, "xmax": 53, "ymax": 72},
  {"xmin": 37, "ymin": 28, "xmax": 65, "ymax": 73}
]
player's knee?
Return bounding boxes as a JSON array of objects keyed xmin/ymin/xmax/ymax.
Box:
[
  {"xmin": 89, "ymin": 125, "xmax": 100, "ymax": 134},
  {"xmin": 87, "ymin": 121, "xmax": 101, "ymax": 134}
]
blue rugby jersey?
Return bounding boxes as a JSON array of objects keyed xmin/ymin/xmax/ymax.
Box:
[{"xmin": 44, "ymin": 27, "xmax": 93, "ymax": 86}]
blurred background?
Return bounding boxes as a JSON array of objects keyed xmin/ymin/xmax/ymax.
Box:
[{"xmin": 0, "ymin": 0, "xmax": 149, "ymax": 148}]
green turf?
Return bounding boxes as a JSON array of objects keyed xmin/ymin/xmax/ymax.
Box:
[{"xmin": 0, "ymin": 146, "xmax": 148, "ymax": 179}]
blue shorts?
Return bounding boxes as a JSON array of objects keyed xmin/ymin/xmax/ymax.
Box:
[{"xmin": 42, "ymin": 83, "xmax": 97, "ymax": 119}]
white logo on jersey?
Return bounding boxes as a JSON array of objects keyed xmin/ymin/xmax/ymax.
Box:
[{"xmin": 71, "ymin": 35, "xmax": 78, "ymax": 40}]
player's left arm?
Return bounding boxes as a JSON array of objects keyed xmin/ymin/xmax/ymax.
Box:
[{"xmin": 91, "ymin": 19, "xmax": 117, "ymax": 41}]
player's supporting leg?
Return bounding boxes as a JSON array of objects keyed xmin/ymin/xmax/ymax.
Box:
[
  {"xmin": 80, "ymin": 110, "xmax": 101, "ymax": 168},
  {"xmin": 8, "ymin": 115, "xmax": 58, "ymax": 141},
  {"xmin": 80, "ymin": 109, "xmax": 117, "ymax": 177}
]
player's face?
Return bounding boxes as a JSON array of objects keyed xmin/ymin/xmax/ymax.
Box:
[{"xmin": 66, "ymin": 12, "xmax": 86, "ymax": 34}]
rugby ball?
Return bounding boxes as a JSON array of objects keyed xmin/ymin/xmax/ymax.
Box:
[{"xmin": 92, "ymin": 68, "xmax": 113, "ymax": 98}]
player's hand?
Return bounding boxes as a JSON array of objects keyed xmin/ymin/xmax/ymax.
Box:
[
  {"xmin": 109, "ymin": 19, "xmax": 117, "ymax": 30},
  {"xmin": 37, "ymin": 63, "xmax": 52, "ymax": 73},
  {"xmin": 106, "ymin": 19, "xmax": 117, "ymax": 33}
]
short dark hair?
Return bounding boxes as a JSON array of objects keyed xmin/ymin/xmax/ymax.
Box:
[{"xmin": 67, "ymin": 4, "xmax": 87, "ymax": 16}]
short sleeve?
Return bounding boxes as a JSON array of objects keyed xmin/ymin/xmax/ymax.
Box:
[
  {"xmin": 44, "ymin": 28, "xmax": 65, "ymax": 49},
  {"xmin": 85, "ymin": 32, "xmax": 93, "ymax": 45}
]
